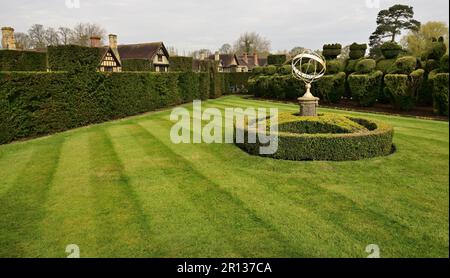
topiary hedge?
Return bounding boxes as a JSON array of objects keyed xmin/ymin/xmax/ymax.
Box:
[
  {"xmin": 267, "ymin": 54, "xmax": 287, "ymax": 65},
  {"xmin": 0, "ymin": 71, "xmax": 211, "ymax": 144},
  {"xmin": 169, "ymin": 56, "xmax": 193, "ymax": 72},
  {"xmin": 235, "ymin": 112, "xmax": 394, "ymax": 161},
  {"xmin": 326, "ymin": 59, "xmax": 345, "ymax": 74},
  {"xmin": 349, "ymin": 43, "xmax": 367, "ymax": 59},
  {"xmin": 376, "ymin": 58, "xmax": 397, "ymax": 74},
  {"xmin": 323, "ymin": 44, "xmax": 342, "ymax": 59},
  {"xmin": 0, "ymin": 50, "xmax": 47, "ymax": 71},
  {"xmin": 429, "ymin": 72, "xmax": 449, "ymax": 116},
  {"xmin": 122, "ymin": 59, "xmax": 153, "ymax": 71},
  {"xmin": 355, "ymin": 59, "xmax": 376, "ymax": 74},
  {"xmin": 348, "ymin": 71, "xmax": 383, "ymax": 107},
  {"xmin": 388, "ymin": 56, "xmax": 417, "ymax": 74},
  {"xmin": 384, "ymin": 69, "xmax": 424, "ymax": 111},
  {"xmin": 47, "ymin": 45, "xmax": 103, "ymax": 72},
  {"xmin": 315, "ymin": 72, "xmax": 346, "ymax": 103},
  {"xmin": 380, "ymin": 42, "xmax": 402, "ymax": 59}
]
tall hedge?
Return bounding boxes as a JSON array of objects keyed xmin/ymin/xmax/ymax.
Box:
[
  {"xmin": 384, "ymin": 69, "xmax": 424, "ymax": 111},
  {"xmin": 47, "ymin": 45, "xmax": 103, "ymax": 72},
  {"xmin": 348, "ymin": 71, "xmax": 383, "ymax": 107},
  {"xmin": 267, "ymin": 54, "xmax": 287, "ymax": 65},
  {"xmin": 122, "ymin": 59, "xmax": 153, "ymax": 71},
  {"xmin": 170, "ymin": 56, "xmax": 193, "ymax": 72},
  {"xmin": 0, "ymin": 50, "xmax": 47, "ymax": 71},
  {"xmin": 0, "ymin": 71, "xmax": 211, "ymax": 144},
  {"xmin": 429, "ymin": 72, "xmax": 449, "ymax": 116}
]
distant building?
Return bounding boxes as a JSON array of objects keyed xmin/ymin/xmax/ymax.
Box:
[
  {"xmin": 118, "ymin": 42, "xmax": 170, "ymax": 72},
  {"xmin": 90, "ymin": 35, "xmax": 122, "ymax": 72},
  {"xmin": 237, "ymin": 53, "xmax": 267, "ymax": 71}
]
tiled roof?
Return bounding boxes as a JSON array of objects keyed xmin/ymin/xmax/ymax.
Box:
[{"xmin": 117, "ymin": 42, "xmax": 168, "ymax": 60}]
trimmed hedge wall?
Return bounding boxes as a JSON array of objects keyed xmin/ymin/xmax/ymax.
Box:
[
  {"xmin": 429, "ymin": 72, "xmax": 449, "ymax": 116},
  {"xmin": 384, "ymin": 69, "xmax": 424, "ymax": 111},
  {"xmin": 170, "ymin": 56, "xmax": 193, "ymax": 72},
  {"xmin": 47, "ymin": 45, "xmax": 103, "ymax": 72},
  {"xmin": 348, "ymin": 71, "xmax": 383, "ymax": 107},
  {"xmin": 122, "ymin": 59, "xmax": 153, "ymax": 71},
  {"xmin": 0, "ymin": 71, "xmax": 211, "ymax": 144},
  {"xmin": 267, "ymin": 54, "xmax": 287, "ymax": 65},
  {"xmin": 0, "ymin": 50, "xmax": 47, "ymax": 71},
  {"xmin": 236, "ymin": 112, "xmax": 394, "ymax": 161},
  {"xmin": 349, "ymin": 43, "xmax": 367, "ymax": 59}
]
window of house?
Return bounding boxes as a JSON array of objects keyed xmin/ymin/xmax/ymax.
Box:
[{"xmin": 158, "ymin": 55, "xmax": 163, "ymax": 62}]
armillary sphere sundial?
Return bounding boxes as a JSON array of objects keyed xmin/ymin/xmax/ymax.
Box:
[{"xmin": 291, "ymin": 50, "xmax": 327, "ymax": 116}]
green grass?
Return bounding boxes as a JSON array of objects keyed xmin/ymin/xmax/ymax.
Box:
[{"xmin": 0, "ymin": 95, "xmax": 448, "ymax": 258}]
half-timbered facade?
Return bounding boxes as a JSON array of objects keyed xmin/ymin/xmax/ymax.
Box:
[{"xmin": 98, "ymin": 47, "xmax": 122, "ymax": 72}]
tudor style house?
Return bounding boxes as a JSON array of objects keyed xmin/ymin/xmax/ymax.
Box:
[
  {"xmin": 90, "ymin": 35, "xmax": 122, "ymax": 72},
  {"xmin": 192, "ymin": 51, "xmax": 268, "ymax": 73},
  {"xmin": 118, "ymin": 42, "xmax": 170, "ymax": 72},
  {"xmin": 237, "ymin": 53, "xmax": 268, "ymax": 71}
]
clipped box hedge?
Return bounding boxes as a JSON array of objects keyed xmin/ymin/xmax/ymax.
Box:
[
  {"xmin": 170, "ymin": 56, "xmax": 193, "ymax": 72},
  {"xmin": 48, "ymin": 45, "xmax": 103, "ymax": 72},
  {"xmin": 0, "ymin": 50, "xmax": 47, "ymax": 71},
  {"xmin": 384, "ymin": 69, "xmax": 424, "ymax": 111},
  {"xmin": 267, "ymin": 54, "xmax": 287, "ymax": 65},
  {"xmin": 236, "ymin": 112, "xmax": 394, "ymax": 161},
  {"xmin": 429, "ymin": 72, "xmax": 449, "ymax": 116},
  {"xmin": 0, "ymin": 71, "xmax": 211, "ymax": 144},
  {"xmin": 348, "ymin": 71, "xmax": 383, "ymax": 107},
  {"xmin": 122, "ymin": 59, "xmax": 153, "ymax": 71}
]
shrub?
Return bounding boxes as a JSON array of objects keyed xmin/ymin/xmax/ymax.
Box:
[
  {"xmin": 252, "ymin": 66, "xmax": 264, "ymax": 74},
  {"xmin": 169, "ymin": 56, "xmax": 193, "ymax": 72},
  {"xmin": 427, "ymin": 37, "xmax": 447, "ymax": 60},
  {"xmin": 440, "ymin": 54, "xmax": 449, "ymax": 73},
  {"xmin": 267, "ymin": 54, "xmax": 287, "ymax": 65},
  {"xmin": 47, "ymin": 45, "xmax": 103, "ymax": 72},
  {"xmin": 429, "ymin": 72, "xmax": 449, "ymax": 116},
  {"xmin": 326, "ymin": 60, "xmax": 344, "ymax": 74},
  {"xmin": 236, "ymin": 112, "xmax": 394, "ymax": 161},
  {"xmin": 122, "ymin": 59, "xmax": 153, "ymax": 71},
  {"xmin": 380, "ymin": 41, "xmax": 402, "ymax": 59},
  {"xmin": 348, "ymin": 71, "xmax": 383, "ymax": 106},
  {"xmin": 0, "ymin": 50, "xmax": 47, "ymax": 71},
  {"xmin": 315, "ymin": 72, "xmax": 346, "ymax": 103},
  {"xmin": 349, "ymin": 43, "xmax": 367, "ymax": 59},
  {"xmin": 384, "ymin": 69, "xmax": 424, "ymax": 111},
  {"xmin": 278, "ymin": 65, "xmax": 292, "ymax": 75},
  {"xmin": 323, "ymin": 43, "xmax": 342, "ymax": 59},
  {"xmin": 388, "ymin": 56, "xmax": 417, "ymax": 74},
  {"xmin": 0, "ymin": 71, "xmax": 213, "ymax": 144},
  {"xmin": 263, "ymin": 65, "xmax": 278, "ymax": 75},
  {"xmin": 345, "ymin": 59, "xmax": 361, "ymax": 74},
  {"xmin": 221, "ymin": 72, "xmax": 252, "ymax": 94},
  {"xmin": 376, "ymin": 58, "xmax": 396, "ymax": 73},
  {"xmin": 355, "ymin": 59, "xmax": 376, "ymax": 74}
]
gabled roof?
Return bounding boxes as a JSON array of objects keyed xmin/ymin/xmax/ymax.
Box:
[
  {"xmin": 117, "ymin": 42, "xmax": 169, "ymax": 61},
  {"xmin": 208, "ymin": 54, "xmax": 238, "ymax": 68},
  {"xmin": 99, "ymin": 46, "xmax": 122, "ymax": 66}
]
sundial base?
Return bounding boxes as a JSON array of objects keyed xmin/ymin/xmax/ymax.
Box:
[{"xmin": 298, "ymin": 96, "xmax": 319, "ymax": 117}]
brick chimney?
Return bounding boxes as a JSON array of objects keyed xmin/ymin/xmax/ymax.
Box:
[
  {"xmin": 1, "ymin": 27, "xmax": 16, "ymax": 50},
  {"xmin": 242, "ymin": 53, "xmax": 248, "ymax": 64},
  {"xmin": 253, "ymin": 52, "xmax": 259, "ymax": 66},
  {"xmin": 90, "ymin": 36, "xmax": 101, "ymax": 48},
  {"xmin": 108, "ymin": 34, "xmax": 117, "ymax": 49},
  {"xmin": 215, "ymin": 51, "xmax": 220, "ymax": 61}
]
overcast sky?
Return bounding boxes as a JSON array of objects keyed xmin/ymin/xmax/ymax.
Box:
[{"xmin": 1, "ymin": 0, "xmax": 448, "ymax": 53}]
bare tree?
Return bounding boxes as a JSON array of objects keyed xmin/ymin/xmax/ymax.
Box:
[
  {"xmin": 58, "ymin": 27, "xmax": 74, "ymax": 45},
  {"xmin": 190, "ymin": 49, "xmax": 212, "ymax": 59},
  {"xmin": 14, "ymin": 32, "xmax": 33, "ymax": 50},
  {"xmin": 233, "ymin": 32, "xmax": 271, "ymax": 54},
  {"xmin": 45, "ymin": 27, "xmax": 60, "ymax": 46},
  {"xmin": 219, "ymin": 43, "xmax": 232, "ymax": 54},
  {"xmin": 28, "ymin": 24, "xmax": 47, "ymax": 49},
  {"xmin": 289, "ymin": 46, "xmax": 306, "ymax": 56},
  {"xmin": 72, "ymin": 23, "xmax": 107, "ymax": 46}
]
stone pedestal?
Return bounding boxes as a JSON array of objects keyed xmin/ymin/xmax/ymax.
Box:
[{"xmin": 298, "ymin": 96, "xmax": 319, "ymax": 116}]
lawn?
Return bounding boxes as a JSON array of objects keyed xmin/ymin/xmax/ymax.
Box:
[{"xmin": 0, "ymin": 95, "xmax": 448, "ymax": 258}]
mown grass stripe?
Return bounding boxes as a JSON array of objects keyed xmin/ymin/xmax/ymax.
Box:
[
  {"xmin": 0, "ymin": 137, "xmax": 64, "ymax": 257},
  {"xmin": 87, "ymin": 129, "xmax": 154, "ymax": 258},
  {"xmin": 129, "ymin": 122, "xmax": 302, "ymax": 257}
]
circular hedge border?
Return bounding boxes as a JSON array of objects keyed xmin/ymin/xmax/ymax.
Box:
[{"xmin": 236, "ymin": 113, "xmax": 394, "ymax": 161}]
